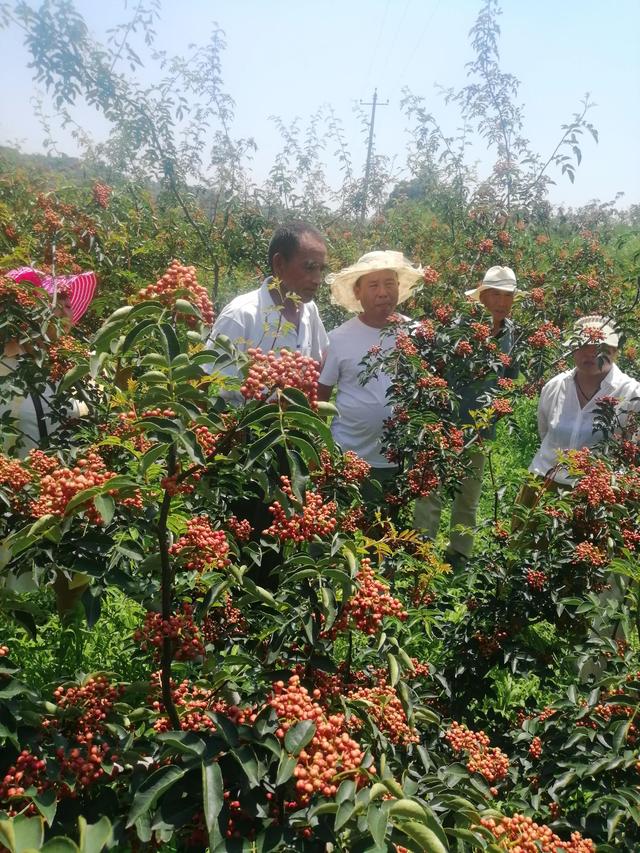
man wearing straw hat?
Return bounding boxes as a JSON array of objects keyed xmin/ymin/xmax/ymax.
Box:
[
  {"xmin": 317, "ymin": 251, "xmax": 423, "ymax": 489},
  {"xmin": 414, "ymin": 265, "xmax": 519, "ymax": 566}
]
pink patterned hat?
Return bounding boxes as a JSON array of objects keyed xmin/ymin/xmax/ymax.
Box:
[{"xmin": 5, "ymin": 267, "xmax": 97, "ymax": 324}]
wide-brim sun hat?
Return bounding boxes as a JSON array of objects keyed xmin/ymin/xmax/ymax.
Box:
[
  {"xmin": 326, "ymin": 251, "xmax": 424, "ymax": 313},
  {"xmin": 465, "ymin": 265, "xmax": 519, "ymax": 301},
  {"xmin": 5, "ymin": 266, "xmax": 97, "ymax": 324},
  {"xmin": 565, "ymin": 314, "xmax": 619, "ymax": 349}
]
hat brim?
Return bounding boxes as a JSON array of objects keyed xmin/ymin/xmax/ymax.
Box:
[
  {"xmin": 328, "ymin": 265, "xmax": 423, "ymax": 312},
  {"xmin": 465, "ymin": 282, "xmax": 520, "ymax": 302},
  {"xmin": 41, "ymin": 272, "xmax": 97, "ymax": 324}
]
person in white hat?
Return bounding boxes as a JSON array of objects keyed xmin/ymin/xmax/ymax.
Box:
[
  {"xmin": 317, "ymin": 251, "xmax": 423, "ymax": 489},
  {"xmin": 414, "ymin": 266, "xmax": 519, "ymax": 566},
  {"xmin": 526, "ymin": 315, "xmax": 640, "ymax": 488}
]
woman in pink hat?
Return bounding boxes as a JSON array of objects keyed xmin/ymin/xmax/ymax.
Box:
[{"xmin": 1, "ymin": 267, "xmax": 97, "ymax": 455}]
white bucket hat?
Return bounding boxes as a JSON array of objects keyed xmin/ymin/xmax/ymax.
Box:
[
  {"xmin": 566, "ymin": 315, "xmax": 619, "ymax": 349},
  {"xmin": 326, "ymin": 251, "xmax": 424, "ymax": 313},
  {"xmin": 465, "ymin": 265, "xmax": 518, "ymax": 301}
]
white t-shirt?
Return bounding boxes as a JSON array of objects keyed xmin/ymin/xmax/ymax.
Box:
[
  {"xmin": 0, "ymin": 357, "xmax": 87, "ymax": 457},
  {"xmin": 319, "ymin": 316, "xmax": 400, "ymax": 468},
  {"xmin": 529, "ymin": 363, "xmax": 640, "ymax": 484},
  {"xmin": 206, "ymin": 279, "xmax": 329, "ymax": 369}
]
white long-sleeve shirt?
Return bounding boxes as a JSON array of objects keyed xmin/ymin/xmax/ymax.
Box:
[
  {"xmin": 206, "ymin": 278, "xmax": 329, "ymax": 365},
  {"xmin": 529, "ymin": 364, "xmax": 640, "ymax": 484}
]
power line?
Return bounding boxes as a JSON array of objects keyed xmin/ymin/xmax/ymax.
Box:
[
  {"xmin": 362, "ymin": 0, "xmax": 392, "ymax": 92},
  {"xmin": 390, "ymin": 0, "xmax": 443, "ymax": 96}
]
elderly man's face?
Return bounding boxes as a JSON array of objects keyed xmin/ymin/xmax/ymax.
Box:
[
  {"xmin": 354, "ymin": 269, "xmax": 399, "ymax": 322},
  {"xmin": 479, "ymin": 287, "xmax": 514, "ymax": 323},
  {"xmin": 272, "ymin": 233, "xmax": 327, "ymax": 303},
  {"xmin": 573, "ymin": 344, "xmax": 616, "ymax": 376}
]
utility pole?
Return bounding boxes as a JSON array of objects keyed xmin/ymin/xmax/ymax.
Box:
[{"xmin": 360, "ymin": 88, "xmax": 388, "ymax": 223}]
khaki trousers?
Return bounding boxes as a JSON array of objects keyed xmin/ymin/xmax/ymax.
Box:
[{"xmin": 413, "ymin": 451, "xmax": 485, "ymax": 557}]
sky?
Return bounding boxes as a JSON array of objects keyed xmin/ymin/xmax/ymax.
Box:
[{"xmin": 1, "ymin": 0, "xmax": 639, "ymax": 208}]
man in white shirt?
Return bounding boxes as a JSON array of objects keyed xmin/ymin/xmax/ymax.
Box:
[
  {"xmin": 206, "ymin": 222, "xmax": 329, "ymax": 367},
  {"xmin": 317, "ymin": 251, "xmax": 423, "ymax": 489}
]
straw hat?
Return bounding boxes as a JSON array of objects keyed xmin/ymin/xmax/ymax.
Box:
[
  {"xmin": 566, "ymin": 315, "xmax": 619, "ymax": 349},
  {"xmin": 326, "ymin": 251, "xmax": 423, "ymax": 313},
  {"xmin": 465, "ymin": 265, "xmax": 518, "ymax": 301},
  {"xmin": 6, "ymin": 267, "xmax": 97, "ymax": 324}
]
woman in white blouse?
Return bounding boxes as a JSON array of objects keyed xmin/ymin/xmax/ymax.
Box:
[{"xmin": 528, "ymin": 315, "xmax": 640, "ymax": 486}]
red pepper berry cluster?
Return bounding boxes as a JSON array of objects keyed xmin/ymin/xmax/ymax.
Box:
[
  {"xmin": 334, "ymin": 559, "xmax": 406, "ymax": 635},
  {"xmin": 526, "ymin": 569, "xmax": 547, "ymax": 591},
  {"xmin": 0, "ymin": 275, "xmax": 44, "ymax": 310},
  {"xmin": 433, "ymin": 302, "xmax": 453, "ymax": 324},
  {"xmin": 491, "ymin": 398, "xmax": 513, "ymax": 417},
  {"xmin": 26, "ymin": 449, "xmax": 59, "ymax": 476},
  {"xmin": 527, "ymin": 321, "xmax": 561, "ymax": 349},
  {"xmin": 264, "ymin": 476, "xmax": 337, "ymax": 542},
  {"xmin": 347, "ymin": 685, "xmax": 418, "ymax": 745},
  {"xmin": 0, "ymin": 750, "xmax": 48, "ymax": 813},
  {"xmin": 29, "ymin": 451, "xmax": 115, "ymax": 523},
  {"xmin": 340, "ymin": 506, "xmax": 366, "ymax": 533},
  {"xmin": 572, "ymin": 458, "xmax": 616, "ymax": 506},
  {"xmin": 395, "ymin": 331, "xmax": 418, "ymax": 357},
  {"xmin": 56, "ymin": 742, "xmax": 118, "ymax": 790},
  {"xmin": 497, "ymin": 377, "xmax": 515, "ymax": 391},
  {"xmin": 0, "ymin": 453, "xmax": 32, "ymax": 492},
  {"xmin": 479, "ymin": 814, "xmax": 595, "ymax": 852},
  {"xmin": 572, "ymin": 541, "xmax": 607, "ymax": 568},
  {"xmin": 240, "ymin": 347, "xmax": 320, "ymax": 407},
  {"xmin": 528, "ymin": 736, "xmax": 542, "ymax": 759},
  {"xmin": 170, "ymin": 516, "xmax": 231, "ymax": 572},
  {"xmin": 50, "ymin": 676, "xmax": 123, "ymax": 744},
  {"xmin": 471, "ymin": 322, "xmax": 491, "ymax": 342},
  {"xmin": 48, "ymin": 335, "xmax": 89, "ymax": 381},
  {"xmin": 477, "ymin": 238, "xmax": 493, "ymax": 253},
  {"xmin": 202, "ymin": 596, "xmax": 248, "ymax": 644},
  {"xmin": 153, "ymin": 677, "xmax": 253, "ymax": 733},
  {"xmin": 416, "ymin": 373, "xmax": 448, "ymax": 391},
  {"xmin": 135, "ymin": 260, "xmax": 215, "ymax": 327},
  {"xmin": 227, "ymin": 515, "xmax": 253, "ymax": 542},
  {"xmin": 454, "ymin": 339, "xmax": 473, "ymax": 357},
  {"xmin": 134, "ymin": 604, "xmax": 204, "ymax": 661},
  {"xmin": 445, "ymin": 721, "xmax": 509, "ymax": 784},
  {"xmin": 92, "ymin": 182, "xmax": 112, "ymax": 208},
  {"xmin": 406, "ymin": 452, "xmax": 440, "ymax": 497},
  {"xmin": 530, "ymin": 287, "xmax": 545, "ymax": 304},
  {"xmin": 414, "ymin": 318, "xmax": 436, "ymax": 341},
  {"xmin": 473, "ymin": 627, "xmax": 509, "ymax": 657},
  {"xmin": 313, "ymin": 449, "xmax": 371, "ymax": 488},
  {"xmin": 269, "ymin": 676, "xmax": 373, "ymax": 806},
  {"xmin": 497, "ymin": 230, "xmax": 511, "ymax": 246},
  {"xmin": 422, "ymin": 266, "xmax": 440, "ymax": 284},
  {"xmin": 194, "ymin": 424, "xmax": 219, "ymax": 457}
]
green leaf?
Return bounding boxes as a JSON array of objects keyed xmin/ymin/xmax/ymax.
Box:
[
  {"xmin": 284, "ymin": 720, "xmax": 316, "ymax": 756},
  {"xmin": 0, "ymin": 814, "xmax": 44, "ymax": 853},
  {"xmin": 32, "ymin": 789, "xmax": 57, "ymax": 827},
  {"xmin": 126, "ymin": 765, "xmax": 186, "ymax": 827},
  {"xmin": 160, "ymin": 322, "xmax": 181, "ymax": 361},
  {"xmin": 334, "ymin": 799, "xmax": 355, "ymax": 832},
  {"xmin": 39, "ymin": 840, "xmax": 79, "ymax": 853},
  {"xmin": 367, "ymin": 802, "xmax": 388, "ymax": 848},
  {"xmin": 387, "ymin": 653, "xmax": 400, "ymax": 687},
  {"xmin": 175, "ymin": 298, "xmax": 202, "ymax": 318},
  {"xmin": 140, "ymin": 442, "xmax": 169, "ymax": 476},
  {"xmin": 93, "ymin": 495, "xmax": 115, "ymax": 525},
  {"xmin": 59, "ymin": 363, "xmax": 89, "ymax": 391},
  {"xmin": 245, "ymin": 429, "xmax": 282, "ymax": 465},
  {"xmin": 119, "ymin": 318, "xmax": 158, "ymax": 354},
  {"xmin": 397, "ymin": 820, "xmax": 449, "ymax": 853},
  {"xmin": 276, "ymin": 752, "xmax": 297, "ymax": 785},
  {"xmin": 202, "ymin": 761, "xmax": 224, "ymax": 851},
  {"xmin": 77, "ymin": 809, "xmax": 109, "ymax": 848}
]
